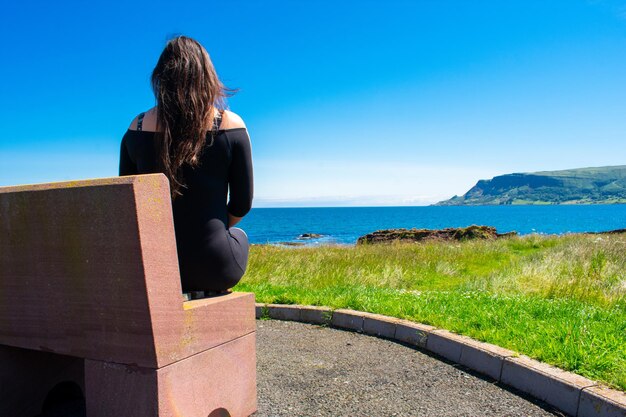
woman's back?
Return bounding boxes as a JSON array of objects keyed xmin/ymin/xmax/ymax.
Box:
[{"xmin": 119, "ymin": 109, "xmax": 253, "ymax": 292}]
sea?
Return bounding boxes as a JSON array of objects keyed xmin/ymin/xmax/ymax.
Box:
[{"xmin": 237, "ymin": 205, "xmax": 626, "ymax": 245}]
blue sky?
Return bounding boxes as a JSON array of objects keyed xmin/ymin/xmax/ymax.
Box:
[{"xmin": 2, "ymin": 0, "xmax": 626, "ymax": 206}]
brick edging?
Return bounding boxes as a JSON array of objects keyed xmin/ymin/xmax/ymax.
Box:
[{"xmin": 255, "ymin": 303, "xmax": 625, "ymax": 417}]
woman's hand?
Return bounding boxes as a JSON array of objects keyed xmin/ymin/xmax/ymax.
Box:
[{"xmin": 228, "ymin": 213, "xmax": 243, "ymax": 228}]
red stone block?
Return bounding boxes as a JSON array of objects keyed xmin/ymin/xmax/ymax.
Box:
[
  {"xmin": 85, "ymin": 333, "xmax": 257, "ymax": 417},
  {"xmin": 0, "ymin": 175, "xmax": 256, "ymax": 366},
  {"xmin": 0, "ymin": 175, "xmax": 257, "ymax": 416},
  {"xmin": 0, "ymin": 176, "xmax": 157, "ymax": 365}
]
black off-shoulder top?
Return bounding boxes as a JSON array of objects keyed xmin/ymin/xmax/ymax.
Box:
[{"xmin": 119, "ymin": 120, "xmax": 253, "ymax": 290}]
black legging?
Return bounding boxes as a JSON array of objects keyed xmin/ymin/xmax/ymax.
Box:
[{"xmin": 177, "ymin": 226, "xmax": 250, "ymax": 292}]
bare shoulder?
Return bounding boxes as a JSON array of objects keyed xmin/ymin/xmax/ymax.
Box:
[
  {"xmin": 128, "ymin": 107, "xmax": 157, "ymax": 131},
  {"xmin": 220, "ymin": 109, "xmax": 247, "ymax": 130}
]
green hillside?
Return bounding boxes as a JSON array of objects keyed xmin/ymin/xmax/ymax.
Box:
[{"xmin": 436, "ymin": 165, "xmax": 626, "ymax": 205}]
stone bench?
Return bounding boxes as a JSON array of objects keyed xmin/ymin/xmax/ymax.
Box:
[{"xmin": 0, "ymin": 174, "xmax": 257, "ymax": 417}]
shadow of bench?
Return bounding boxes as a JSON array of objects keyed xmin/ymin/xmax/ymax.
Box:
[{"xmin": 0, "ymin": 174, "xmax": 257, "ymax": 417}]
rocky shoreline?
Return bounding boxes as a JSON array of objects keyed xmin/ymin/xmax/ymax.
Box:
[
  {"xmin": 356, "ymin": 225, "xmax": 516, "ymax": 245},
  {"xmin": 256, "ymin": 226, "xmax": 626, "ymax": 247}
]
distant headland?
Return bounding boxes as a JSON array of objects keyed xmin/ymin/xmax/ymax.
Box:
[{"xmin": 435, "ymin": 165, "xmax": 626, "ymax": 206}]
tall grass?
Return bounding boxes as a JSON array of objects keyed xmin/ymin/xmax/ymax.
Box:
[{"xmin": 235, "ymin": 234, "xmax": 626, "ymax": 390}]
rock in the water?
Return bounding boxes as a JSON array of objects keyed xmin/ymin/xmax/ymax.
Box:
[
  {"xmin": 296, "ymin": 233, "xmax": 324, "ymax": 240},
  {"xmin": 356, "ymin": 225, "xmax": 517, "ymax": 245}
]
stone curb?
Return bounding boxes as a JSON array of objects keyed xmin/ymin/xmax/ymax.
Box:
[
  {"xmin": 255, "ymin": 303, "xmax": 626, "ymax": 417},
  {"xmin": 501, "ymin": 355, "xmax": 597, "ymax": 416}
]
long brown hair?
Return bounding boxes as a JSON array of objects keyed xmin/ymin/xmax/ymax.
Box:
[{"xmin": 151, "ymin": 35, "xmax": 234, "ymax": 198}]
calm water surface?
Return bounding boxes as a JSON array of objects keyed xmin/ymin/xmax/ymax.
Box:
[{"xmin": 237, "ymin": 205, "xmax": 626, "ymax": 245}]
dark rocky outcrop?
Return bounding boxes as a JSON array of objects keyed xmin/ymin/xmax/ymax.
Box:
[
  {"xmin": 296, "ymin": 233, "xmax": 324, "ymax": 240},
  {"xmin": 356, "ymin": 225, "xmax": 517, "ymax": 245}
]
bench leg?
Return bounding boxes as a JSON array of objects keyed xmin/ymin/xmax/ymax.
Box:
[
  {"xmin": 85, "ymin": 332, "xmax": 257, "ymax": 417},
  {"xmin": 0, "ymin": 345, "xmax": 84, "ymax": 417}
]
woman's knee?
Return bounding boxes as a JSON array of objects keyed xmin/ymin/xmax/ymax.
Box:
[
  {"xmin": 229, "ymin": 227, "xmax": 249, "ymax": 246},
  {"xmin": 228, "ymin": 227, "xmax": 250, "ymax": 271}
]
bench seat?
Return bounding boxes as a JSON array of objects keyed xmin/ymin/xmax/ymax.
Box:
[{"xmin": 0, "ymin": 174, "xmax": 257, "ymax": 417}]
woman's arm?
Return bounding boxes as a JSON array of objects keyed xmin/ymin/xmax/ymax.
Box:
[
  {"xmin": 119, "ymin": 134, "xmax": 137, "ymax": 176},
  {"xmin": 226, "ymin": 128, "xmax": 254, "ymax": 223}
]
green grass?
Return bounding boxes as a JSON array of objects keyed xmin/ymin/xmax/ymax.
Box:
[{"xmin": 234, "ymin": 234, "xmax": 626, "ymax": 391}]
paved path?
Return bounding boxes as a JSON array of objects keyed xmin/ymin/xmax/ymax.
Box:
[{"xmin": 254, "ymin": 320, "xmax": 562, "ymax": 417}]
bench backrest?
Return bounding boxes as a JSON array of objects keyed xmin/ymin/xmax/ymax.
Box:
[{"xmin": 0, "ymin": 174, "xmax": 186, "ymax": 367}]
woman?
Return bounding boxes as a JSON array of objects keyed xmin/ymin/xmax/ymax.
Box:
[{"xmin": 119, "ymin": 36, "xmax": 253, "ymax": 293}]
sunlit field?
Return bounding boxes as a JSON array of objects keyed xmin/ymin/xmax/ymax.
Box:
[{"xmin": 235, "ymin": 234, "xmax": 626, "ymax": 390}]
